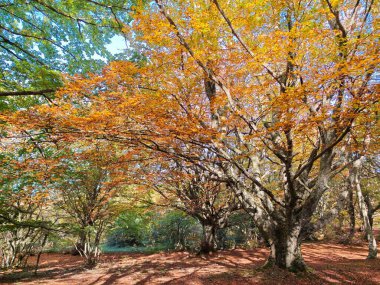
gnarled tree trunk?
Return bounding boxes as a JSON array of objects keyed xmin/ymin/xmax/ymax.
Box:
[
  {"xmin": 265, "ymin": 224, "xmax": 306, "ymax": 272},
  {"xmin": 199, "ymin": 223, "xmax": 218, "ymax": 254}
]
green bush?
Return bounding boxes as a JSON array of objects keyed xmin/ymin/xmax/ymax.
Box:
[
  {"xmin": 106, "ymin": 210, "xmax": 152, "ymax": 247},
  {"xmin": 104, "ymin": 209, "xmax": 260, "ymax": 253},
  {"xmin": 151, "ymin": 210, "xmax": 202, "ymax": 251}
]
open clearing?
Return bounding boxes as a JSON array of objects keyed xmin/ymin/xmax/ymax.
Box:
[{"xmin": 1, "ymin": 242, "xmax": 379, "ymax": 285}]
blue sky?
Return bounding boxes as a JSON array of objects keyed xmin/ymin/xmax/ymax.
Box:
[{"xmin": 106, "ymin": 35, "xmax": 128, "ymax": 55}]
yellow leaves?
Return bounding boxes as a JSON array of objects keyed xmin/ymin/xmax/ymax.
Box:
[
  {"xmin": 330, "ymin": 0, "xmax": 341, "ymax": 9},
  {"xmin": 3, "ymin": 1, "xmax": 377, "ymax": 198},
  {"xmin": 192, "ymin": 19, "xmax": 211, "ymax": 34}
]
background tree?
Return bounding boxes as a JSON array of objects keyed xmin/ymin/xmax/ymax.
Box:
[
  {"xmin": 361, "ymin": 157, "xmax": 380, "ymax": 230},
  {"xmin": 52, "ymin": 145, "xmax": 126, "ymax": 267},
  {"xmin": 146, "ymin": 161, "xmax": 241, "ymax": 254},
  {"xmin": 0, "ymin": 0, "xmax": 131, "ymax": 103},
  {"xmin": 0, "ymin": 142, "xmax": 55, "ymax": 269}
]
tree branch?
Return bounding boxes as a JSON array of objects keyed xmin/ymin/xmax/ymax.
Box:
[{"xmin": 0, "ymin": 89, "xmax": 56, "ymax": 97}]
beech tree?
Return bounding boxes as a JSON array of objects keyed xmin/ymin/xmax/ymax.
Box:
[
  {"xmin": 342, "ymin": 109, "xmax": 379, "ymax": 257},
  {"xmin": 0, "ymin": 143, "xmax": 54, "ymax": 269},
  {"xmin": 348, "ymin": 156, "xmax": 377, "ymax": 258},
  {"xmin": 5, "ymin": 0, "xmax": 379, "ymax": 272},
  {"xmin": 53, "ymin": 145, "xmax": 126, "ymax": 267},
  {"xmin": 146, "ymin": 161, "xmax": 240, "ymax": 254},
  {"xmin": 361, "ymin": 157, "xmax": 380, "ymax": 229}
]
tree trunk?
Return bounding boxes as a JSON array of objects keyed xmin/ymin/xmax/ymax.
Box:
[
  {"xmin": 34, "ymin": 233, "xmax": 49, "ymax": 275},
  {"xmin": 200, "ymin": 224, "xmax": 217, "ymax": 254},
  {"xmin": 346, "ymin": 185, "xmax": 356, "ymax": 243},
  {"xmin": 357, "ymin": 187, "xmax": 377, "ymax": 259},
  {"xmin": 265, "ymin": 225, "xmax": 306, "ymax": 272},
  {"xmin": 351, "ymin": 158, "xmax": 377, "ymax": 259},
  {"xmin": 73, "ymin": 231, "xmax": 86, "ymax": 256},
  {"xmin": 364, "ymin": 193, "xmax": 374, "ymax": 228}
]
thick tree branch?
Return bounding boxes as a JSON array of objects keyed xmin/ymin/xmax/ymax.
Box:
[{"xmin": 0, "ymin": 89, "xmax": 56, "ymax": 97}]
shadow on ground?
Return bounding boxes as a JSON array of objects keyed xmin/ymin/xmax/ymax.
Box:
[{"xmin": 1, "ymin": 243, "xmax": 379, "ymax": 284}]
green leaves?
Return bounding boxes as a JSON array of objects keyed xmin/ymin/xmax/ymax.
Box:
[{"xmin": 0, "ymin": 0, "xmax": 132, "ymax": 109}]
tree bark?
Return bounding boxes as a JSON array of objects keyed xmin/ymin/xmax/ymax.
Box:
[
  {"xmin": 346, "ymin": 185, "xmax": 356, "ymax": 243},
  {"xmin": 351, "ymin": 158, "xmax": 377, "ymax": 259},
  {"xmin": 364, "ymin": 193, "xmax": 374, "ymax": 228},
  {"xmin": 199, "ymin": 224, "xmax": 217, "ymax": 254},
  {"xmin": 265, "ymin": 224, "xmax": 306, "ymax": 272},
  {"xmin": 73, "ymin": 231, "xmax": 86, "ymax": 256}
]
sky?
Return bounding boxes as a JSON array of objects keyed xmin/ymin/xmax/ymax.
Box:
[{"xmin": 106, "ymin": 35, "xmax": 128, "ymax": 55}]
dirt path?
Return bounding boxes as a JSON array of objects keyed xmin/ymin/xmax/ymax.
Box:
[{"xmin": 1, "ymin": 243, "xmax": 379, "ymax": 284}]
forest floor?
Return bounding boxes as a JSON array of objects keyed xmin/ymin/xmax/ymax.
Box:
[{"xmin": 1, "ymin": 242, "xmax": 380, "ymax": 285}]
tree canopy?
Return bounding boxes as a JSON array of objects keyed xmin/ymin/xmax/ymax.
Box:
[{"xmin": 0, "ymin": 0, "xmax": 132, "ymax": 107}]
